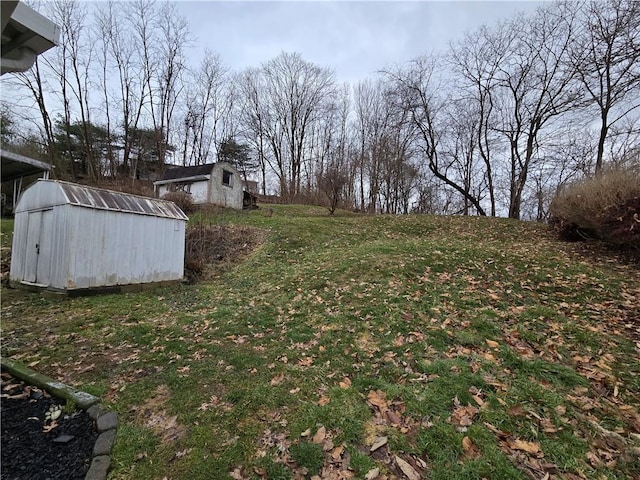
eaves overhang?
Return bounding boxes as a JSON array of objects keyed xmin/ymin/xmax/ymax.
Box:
[
  {"xmin": 0, "ymin": 148, "xmax": 51, "ymax": 183},
  {"xmin": 153, "ymin": 175, "xmax": 211, "ymax": 186},
  {"xmin": 1, "ymin": 1, "xmax": 60, "ymax": 75}
]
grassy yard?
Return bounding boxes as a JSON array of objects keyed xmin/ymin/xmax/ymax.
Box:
[{"xmin": 1, "ymin": 205, "xmax": 639, "ymax": 479}]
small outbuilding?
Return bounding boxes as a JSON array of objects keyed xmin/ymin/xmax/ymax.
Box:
[
  {"xmin": 153, "ymin": 162, "xmax": 244, "ymax": 210},
  {"xmin": 10, "ymin": 179, "xmax": 188, "ymax": 293}
]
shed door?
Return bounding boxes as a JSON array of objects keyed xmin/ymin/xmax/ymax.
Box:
[{"xmin": 24, "ymin": 209, "xmax": 53, "ymax": 285}]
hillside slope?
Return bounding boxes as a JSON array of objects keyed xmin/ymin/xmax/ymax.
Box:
[{"xmin": 2, "ymin": 207, "xmax": 639, "ymax": 479}]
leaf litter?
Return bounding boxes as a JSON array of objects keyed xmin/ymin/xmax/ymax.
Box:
[{"xmin": 3, "ymin": 211, "xmax": 640, "ymax": 479}]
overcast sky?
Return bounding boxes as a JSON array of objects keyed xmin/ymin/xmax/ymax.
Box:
[{"xmin": 177, "ymin": 1, "xmax": 542, "ymax": 83}]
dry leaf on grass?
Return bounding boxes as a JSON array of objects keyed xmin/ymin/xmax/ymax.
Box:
[
  {"xmin": 507, "ymin": 439, "xmax": 541, "ymax": 454},
  {"xmin": 367, "ymin": 390, "xmax": 388, "ymax": 410},
  {"xmin": 370, "ymin": 436, "xmax": 388, "ymax": 452},
  {"xmin": 394, "ymin": 455, "xmax": 421, "ymax": 480},
  {"xmin": 339, "ymin": 377, "xmax": 352, "ymax": 389},
  {"xmin": 462, "ymin": 436, "xmax": 481, "ymax": 459},
  {"xmin": 364, "ymin": 468, "xmax": 380, "ymax": 480},
  {"xmin": 270, "ymin": 374, "xmax": 285, "ymax": 386},
  {"xmin": 312, "ymin": 426, "xmax": 326, "ymax": 444}
]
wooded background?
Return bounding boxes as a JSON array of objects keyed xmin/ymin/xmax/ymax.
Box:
[{"xmin": 1, "ymin": 0, "xmax": 638, "ymax": 219}]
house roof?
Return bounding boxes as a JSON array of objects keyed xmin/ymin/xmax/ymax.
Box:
[
  {"xmin": 1, "ymin": 148, "xmax": 51, "ymax": 182},
  {"xmin": 158, "ymin": 163, "xmax": 215, "ymax": 182},
  {"xmin": 16, "ymin": 179, "xmax": 188, "ymax": 220}
]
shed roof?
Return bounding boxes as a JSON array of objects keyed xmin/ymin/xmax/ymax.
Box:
[
  {"xmin": 158, "ymin": 163, "xmax": 215, "ymax": 182},
  {"xmin": 16, "ymin": 179, "xmax": 188, "ymax": 220}
]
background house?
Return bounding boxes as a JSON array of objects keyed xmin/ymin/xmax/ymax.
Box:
[
  {"xmin": 10, "ymin": 179, "xmax": 187, "ymax": 293},
  {"xmin": 154, "ymin": 162, "xmax": 244, "ymax": 210}
]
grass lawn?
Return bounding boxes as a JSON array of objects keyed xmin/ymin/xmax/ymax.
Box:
[{"xmin": 2, "ymin": 205, "xmax": 639, "ymax": 479}]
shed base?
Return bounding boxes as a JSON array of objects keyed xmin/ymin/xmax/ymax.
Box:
[{"xmin": 9, "ymin": 279, "xmax": 185, "ymax": 297}]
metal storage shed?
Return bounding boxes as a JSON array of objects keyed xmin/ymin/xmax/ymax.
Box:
[{"xmin": 10, "ymin": 180, "xmax": 188, "ymax": 293}]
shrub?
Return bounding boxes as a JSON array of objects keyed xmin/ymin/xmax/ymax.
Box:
[
  {"xmin": 549, "ymin": 167, "xmax": 640, "ymax": 249},
  {"xmin": 162, "ymin": 191, "xmax": 194, "ymax": 214},
  {"xmin": 183, "ymin": 222, "xmax": 264, "ymax": 282}
]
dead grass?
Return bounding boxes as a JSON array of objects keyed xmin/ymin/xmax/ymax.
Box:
[
  {"xmin": 184, "ymin": 222, "xmax": 266, "ymax": 282},
  {"xmin": 550, "ymin": 167, "xmax": 640, "ymax": 249}
]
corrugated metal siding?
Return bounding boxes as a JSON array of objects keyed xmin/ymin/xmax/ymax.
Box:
[
  {"xmin": 11, "ymin": 180, "xmax": 186, "ymax": 290},
  {"xmin": 62, "ymin": 205, "xmax": 185, "ymax": 289}
]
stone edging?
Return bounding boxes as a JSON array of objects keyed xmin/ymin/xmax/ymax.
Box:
[{"xmin": 1, "ymin": 357, "xmax": 118, "ymax": 480}]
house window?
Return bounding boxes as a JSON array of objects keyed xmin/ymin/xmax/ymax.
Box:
[
  {"xmin": 169, "ymin": 182, "xmax": 191, "ymax": 193},
  {"xmin": 222, "ymin": 169, "xmax": 233, "ymax": 187}
]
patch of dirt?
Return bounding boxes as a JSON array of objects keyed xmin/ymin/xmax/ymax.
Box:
[
  {"xmin": 0, "ymin": 372, "xmax": 98, "ymax": 480},
  {"xmin": 129, "ymin": 385, "xmax": 185, "ymax": 444}
]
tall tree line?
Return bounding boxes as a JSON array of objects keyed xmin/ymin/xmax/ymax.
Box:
[{"xmin": 1, "ymin": 0, "xmax": 638, "ymax": 218}]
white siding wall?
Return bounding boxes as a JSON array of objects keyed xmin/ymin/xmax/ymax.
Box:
[
  {"xmin": 158, "ymin": 180, "xmax": 209, "ymax": 204},
  {"xmin": 190, "ymin": 181, "xmax": 209, "ymax": 204}
]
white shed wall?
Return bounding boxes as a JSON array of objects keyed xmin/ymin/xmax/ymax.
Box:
[
  {"xmin": 189, "ymin": 181, "xmax": 209, "ymax": 204},
  {"xmin": 64, "ymin": 207, "xmax": 185, "ymax": 289},
  {"xmin": 10, "ymin": 180, "xmax": 186, "ymax": 291},
  {"xmin": 209, "ymin": 163, "xmax": 243, "ymax": 210},
  {"xmin": 158, "ymin": 180, "xmax": 209, "ymax": 204}
]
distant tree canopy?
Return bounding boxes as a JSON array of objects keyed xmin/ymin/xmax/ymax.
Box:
[
  {"xmin": 4, "ymin": 0, "xmax": 639, "ymax": 218},
  {"xmin": 1, "ymin": 108, "xmax": 15, "ymax": 145},
  {"xmin": 217, "ymin": 138, "xmax": 257, "ymax": 181}
]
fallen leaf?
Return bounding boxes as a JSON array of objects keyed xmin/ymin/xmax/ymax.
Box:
[
  {"xmin": 312, "ymin": 426, "xmax": 326, "ymax": 444},
  {"xmin": 508, "ymin": 438, "xmax": 541, "ymax": 454},
  {"xmin": 364, "ymin": 468, "xmax": 380, "ymax": 480},
  {"xmin": 270, "ymin": 374, "xmax": 284, "ymax": 386},
  {"xmin": 318, "ymin": 395, "xmax": 330, "ymax": 406},
  {"xmin": 462, "ymin": 436, "xmax": 481, "ymax": 459},
  {"xmin": 507, "ymin": 404, "xmax": 525, "ymax": 417},
  {"xmin": 229, "ymin": 468, "xmax": 243, "ymax": 480},
  {"xmin": 331, "ymin": 444, "xmax": 345, "ymax": 460},
  {"xmin": 367, "ymin": 390, "xmax": 388, "ymax": 410},
  {"xmin": 370, "ymin": 436, "xmax": 388, "ymax": 452},
  {"xmin": 339, "ymin": 377, "xmax": 352, "ymax": 389},
  {"xmin": 394, "ymin": 455, "xmax": 420, "ymax": 480},
  {"xmin": 486, "ymin": 339, "xmax": 499, "ymax": 348}
]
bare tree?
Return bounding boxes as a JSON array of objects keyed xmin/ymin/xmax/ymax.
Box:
[
  {"xmin": 450, "ymin": 25, "xmax": 512, "ymax": 216},
  {"xmin": 386, "ymin": 56, "xmax": 488, "ymax": 216},
  {"xmin": 13, "ymin": 58, "xmax": 58, "ymax": 173},
  {"xmin": 352, "ymin": 79, "xmax": 399, "ymax": 212},
  {"xmin": 261, "ymin": 52, "xmax": 336, "ymax": 200},
  {"xmin": 152, "ymin": 3, "xmax": 190, "ymax": 171},
  {"xmin": 237, "ymin": 68, "xmax": 268, "ymax": 194},
  {"xmin": 493, "ymin": 6, "xmax": 580, "ymax": 219},
  {"xmin": 571, "ymin": 0, "xmax": 640, "ymax": 174},
  {"xmin": 182, "ymin": 51, "xmax": 234, "ymax": 165}
]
